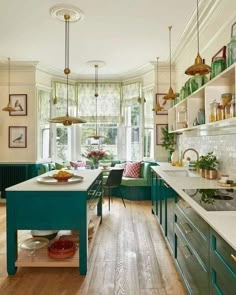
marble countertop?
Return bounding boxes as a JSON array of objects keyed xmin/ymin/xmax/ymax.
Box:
[
  {"xmin": 152, "ymin": 163, "xmax": 236, "ymax": 250},
  {"xmin": 6, "ymin": 170, "xmax": 102, "ymax": 192}
]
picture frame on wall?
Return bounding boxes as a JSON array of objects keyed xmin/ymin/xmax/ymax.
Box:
[
  {"xmin": 156, "ymin": 124, "xmax": 167, "ymax": 145},
  {"xmin": 8, "ymin": 126, "xmax": 27, "ymax": 148},
  {"xmin": 155, "ymin": 93, "xmax": 172, "ymax": 115},
  {"xmin": 9, "ymin": 94, "xmax": 27, "ymax": 116}
]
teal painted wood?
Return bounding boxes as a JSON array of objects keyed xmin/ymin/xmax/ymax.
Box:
[
  {"xmin": 112, "ymin": 185, "xmax": 151, "ymax": 200},
  {"xmin": 210, "ymin": 230, "xmax": 236, "ymax": 295},
  {"xmin": 6, "ymin": 173, "xmax": 102, "ymax": 276},
  {"xmin": 175, "ymin": 202, "xmax": 210, "ymax": 269},
  {"xmin": 175, "ymin": 224, "xmax": 209, "ymax": 294},
  {"xmin": 0, "ymin": 163, "xmax": 40, "ymax": 198},
  {"xmin": 151, "ymin": 171, "xmax": 157, "ymax": 215}
]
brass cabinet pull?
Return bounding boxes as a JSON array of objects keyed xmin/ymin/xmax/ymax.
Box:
[
  {"xmin": 231, "ymin": 254, "xmax": 236, "ymax": 262},
  {"xmin": 181, "ymin": 245, "xmax": 193, "ymax": 259},
  {"xmin": 179, "ymin": 221, "xmax": 192, "ymax": 234}
]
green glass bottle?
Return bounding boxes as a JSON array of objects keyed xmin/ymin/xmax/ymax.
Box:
[{"xmin": 227, "ymin": 22, "xmax": 236, "ymax": 67}]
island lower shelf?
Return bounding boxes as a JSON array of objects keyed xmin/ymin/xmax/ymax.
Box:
[{"xmin": 15, "ymin": 215, "xmax": 101, "ymax": 268}]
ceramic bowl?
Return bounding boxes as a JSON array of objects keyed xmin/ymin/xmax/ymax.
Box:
[
  {"xmin": 48, "ymin": 240, "xmax": 76, "ymax": 259},
  {"xmin": 52, "ymin": 175, "xmax": 73, "ymax": 182}
]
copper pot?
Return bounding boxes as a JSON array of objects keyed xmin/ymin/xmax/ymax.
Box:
[{"xmin": 205, "ymin": 170, "xmax": 218, "ymax": 180}]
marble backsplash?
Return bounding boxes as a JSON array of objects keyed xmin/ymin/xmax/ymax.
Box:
[{"xmin": 178, "ymin": 133, "xmax": 236, "ymax": 180}]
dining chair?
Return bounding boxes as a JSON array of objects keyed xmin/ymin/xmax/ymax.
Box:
[{"xmin": 103, "ymin": 168, "xmax": 126, "ymax": 211}]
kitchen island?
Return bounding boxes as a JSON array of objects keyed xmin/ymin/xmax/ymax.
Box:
[{"xmin": 6, "ymin": 169, "xmax": 102, "ymax": 275}]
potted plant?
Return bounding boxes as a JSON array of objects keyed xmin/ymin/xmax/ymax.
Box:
[
  {"xmin": 196, "ymin": 152, "xmax": 219, "ymax": 179},
  {"xmin": 161, "ymin": 126, "xmax": 176, "ymax": 162}
]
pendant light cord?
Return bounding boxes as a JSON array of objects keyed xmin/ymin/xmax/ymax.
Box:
[
  {"xmin": 95, "ymin": 65, "xmax": 99, "ymax": 135},
  {"xmin": 8, "ymin": 57, "xmax": 10, "ymax": 95},
  {"xmin": 64, "ymin": 14, "xmax": 70, "ymax": 117},
  {"xmin": 168, "ymin": 26, "xmax": 172, "ymax": 88},
  {"xmin": 197, "ymin": 0, "xmax": 200, "ymax": 54}
]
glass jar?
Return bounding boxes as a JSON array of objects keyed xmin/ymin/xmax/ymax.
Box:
[
  {"xmin": 189, "ymin": 74, "xmax": 208, "ymax": 94},
  {"xmin": 216, "ymin": 105, "xmax": 224, "ymax": 121},
  {"xmin": 227, "ymin": 22, "xmax": 236, "ymax": 67},
  {"xmin": 221, "ymin": 93, "xmax": 232, "ymax": 106},
  {"xmin": 209, "ymin": 100, "xmax": 219, "ymax": 122},
  {"xmin": 211, "ymin": 57, "xmax": 226, "ymax": 79}
]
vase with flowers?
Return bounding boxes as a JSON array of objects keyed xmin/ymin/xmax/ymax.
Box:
[{"xmin": 86, "ymin": 150, "xmax": 108, "ymax": 169}]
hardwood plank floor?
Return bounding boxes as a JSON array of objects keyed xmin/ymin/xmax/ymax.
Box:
[{"xmin": 0, "ymin": 200, "xmax": 186, "ymax": 295}]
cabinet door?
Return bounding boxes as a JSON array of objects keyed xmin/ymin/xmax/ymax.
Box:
[
  {"xmin": 151, "ymin": 171, "xmax": 157, "ymax": 215},
  {"xmin": 175, "ymin": 225, "xmax": 209, "ymax": 295},
  {"xmin": 210, "ymin": 230, "xmax": 236, "ymax": 295},
  {"xmin": 164, "ymin": 182, "xmax": 176, "ymax": 253}
]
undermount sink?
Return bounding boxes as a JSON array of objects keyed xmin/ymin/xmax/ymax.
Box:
[{"xmin": 163, "ymin": 169, "xmax": 200, "ymax": 178}]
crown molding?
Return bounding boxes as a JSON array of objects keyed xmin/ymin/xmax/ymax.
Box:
[{"xmin": 172, "ymin": 0, "xmax": 222, "ymax": 62}]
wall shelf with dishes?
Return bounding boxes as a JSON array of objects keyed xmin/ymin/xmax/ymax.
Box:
[{"xmin": 168, "ymin": 63, "xmax": 236, "ymax": 133}]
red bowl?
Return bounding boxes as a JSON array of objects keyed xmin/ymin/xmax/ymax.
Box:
[{"xmin": 48, "ymin": 240, "xmax": 76, "ymax": 259}]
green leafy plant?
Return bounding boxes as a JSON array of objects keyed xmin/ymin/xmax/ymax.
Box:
[
  {"xmin": 198, "ymin": 189, "xmax": 216, "ymax": 205},
  {"xmin": 161, "ymin": 126, "xmax": 176, "ymax": 153},
  {"xmin": 196, "ymin": 152, "xmax": 219, "ymax": 171}
]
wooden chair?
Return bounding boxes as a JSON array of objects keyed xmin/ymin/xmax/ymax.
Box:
[{"xmin": 103, "ymin": 169, "xmax": 126, "ymax": 211}]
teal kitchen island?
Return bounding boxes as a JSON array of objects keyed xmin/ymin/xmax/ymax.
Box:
[{"xmin": 6, "ymin": 169, "xmax": 103, "ymax": 275}]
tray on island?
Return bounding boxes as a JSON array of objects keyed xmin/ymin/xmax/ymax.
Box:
[{"xmin": 37, "ymin": 175, "xmax": 83, "ymax": 185}]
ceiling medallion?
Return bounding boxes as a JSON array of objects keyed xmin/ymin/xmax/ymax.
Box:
[{"xmin": 49, "ymin": 4, "xmax": 84, "ymax": 22}]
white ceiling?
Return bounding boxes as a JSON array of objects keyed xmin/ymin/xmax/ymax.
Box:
[{"xmin": 0, "ymin": 0, "xmax": 196, "ymax": 78}]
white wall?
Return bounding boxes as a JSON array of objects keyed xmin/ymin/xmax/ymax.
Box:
[{"xmin": 173, "ymin": 0, "xmax": 236, "ymax": 172}]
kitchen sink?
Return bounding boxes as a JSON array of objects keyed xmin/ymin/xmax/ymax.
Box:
[{"xmin": 163, "ymin": 169, "xmax": 200, "ymax": 177}]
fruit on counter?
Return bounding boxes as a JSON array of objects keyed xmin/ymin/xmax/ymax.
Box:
[{"xmin": 53, "ymin": 171, "xmax": 73, "ymax": 178}]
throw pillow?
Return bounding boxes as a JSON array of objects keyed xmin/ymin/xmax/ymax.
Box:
[
  {"xmin": 70, "ymin": 161, "xmax": 86, "ymax": 168},
  {"xmin": 114, "ymin": 163, "xmax": 126, "ymax": 169},
  {"xmin": 123, "ymin": 162, "xmax": 141, "ymax": 178}
]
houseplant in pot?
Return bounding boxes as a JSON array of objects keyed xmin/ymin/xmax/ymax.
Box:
[
  {"xmin": 196, "ymin": 152, "xmax": 219, "ymax": 179},
  {"xmin": 161, "ymin": 126, "xmax": 176, "ymax": 162}
]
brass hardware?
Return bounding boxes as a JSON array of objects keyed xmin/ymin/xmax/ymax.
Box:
[
  {"xmin": 181, "ymin": 245, "xmax": 193, "ymax": 259},
  {"xmin": 180, "ymin": 222, "xmax": 192, "ymax": 234},
  {"xmin": 164, "ymin": 26, "xmax": 176, "ymax": 100},
  {"xmin": 2, "ymin": 58, "xmax": 16, "ymax": 112},
  {"xmin": 182, "ymin": 148, "xmax": 199, "ymax": 162},
  {"xmin": 49, "ymin": 13, "xmax": 86, "ymax": 125},
  {"xmin": 231, "ymin": 254, "xmax": 236, "ymax": 262},
  {"xmin": 185, "ymin": 0, "xmax": 211, "ymax": 75}
]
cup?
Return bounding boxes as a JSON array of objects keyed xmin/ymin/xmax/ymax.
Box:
[{"xmin": 220, "ymin": 174, "xmax": 229, "ymax": 183}]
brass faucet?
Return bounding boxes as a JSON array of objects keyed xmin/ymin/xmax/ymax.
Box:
[{"xmin": 182, "ymin": 148, "xmax": 199, "ymax": 161}]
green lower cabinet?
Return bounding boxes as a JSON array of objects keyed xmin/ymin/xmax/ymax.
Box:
[
  {"xmin": 210, "ymin": 230, "xmax": 236, "ymax": 295},
  {"xmin": 175, "ymin": 225, "xmax": 209, "ymax": 294}
]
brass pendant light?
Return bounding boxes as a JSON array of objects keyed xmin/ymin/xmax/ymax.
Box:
[
  {"xmin": 185, "ymin": 0, "xmax": 211, "ymax": 75},
  {"xmin": 152, "ymin": 57, "xmax": 165, "ymax": 112},
  {"xmin": 87, "ymin": 62, "xmax": 105, "ymax": 140},
  {"xmin": 2, "ymin": 58, "xmax": 16, "ymax": 112},
  {"xmin": 48, "ymin": 14, "xmax": 86, "ymax": 126},
  {"xmin": 163, "ymin": 26, "xmax": 176, "ymax": 100}
]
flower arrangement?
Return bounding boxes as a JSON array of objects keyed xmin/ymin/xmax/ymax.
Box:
[{"xmin": 86, "ymin": 150, "xmax": 108, "ymax": 165}]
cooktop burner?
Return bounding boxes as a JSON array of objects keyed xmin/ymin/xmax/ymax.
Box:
[{"xmin": 183, "ymin": 189, "xmax": 236, "ymax": 211}]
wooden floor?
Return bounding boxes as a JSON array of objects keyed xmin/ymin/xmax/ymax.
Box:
[{"xmin": 0, "ymin": 199, "xmax": 186, "ymax": 295}]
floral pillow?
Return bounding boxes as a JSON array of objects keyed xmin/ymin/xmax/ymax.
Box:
[
  {"xmin": 70, "ymin": 161, "xmax": 86, "ymax": 168},
  {"xmin": 123, "ymin": 162, "xmax": 141, "ymax": 178}
]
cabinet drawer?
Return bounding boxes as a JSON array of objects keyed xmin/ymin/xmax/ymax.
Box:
[
  {"xmin": 210, "ymin": 230, "xmax": 236, "ymax": 295},
  {"xmin": 177, "ymin": 197, "xmax": 209, "ymax": 238},
  {"xmin": 175, "ymin": 204, "xmax": 209, "ymax": 268},
  {"xmin": 175, "ymin": 225, "xmax": 209, "ymax": 295}
]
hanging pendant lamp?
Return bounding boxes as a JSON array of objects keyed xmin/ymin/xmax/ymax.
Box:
[
  {"xmin": 163, "ymin": 26, "xmax": 176, "ymax": 100},
  {"xmin": 2, "ymin": 58, "xmax": 16, "ymax": 112},
  {"xmin": 152, "ymin": 57, "xmax": 165, "ymax": 112},
  {"xmin": 185, "ymin": 0, "xmax": 211, "ymax": 75},
  {"xmin": 48, "ymin": 11, "xmax": 86, "ymax": 126},
  {"xmin": 87, "ymin": 61, "xmax": 105, "ymax": 140}
]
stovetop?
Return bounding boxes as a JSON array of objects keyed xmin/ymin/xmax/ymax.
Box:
[{"xmin": 183, "ymin": 188, "xmax": 236, "ymax": 211}]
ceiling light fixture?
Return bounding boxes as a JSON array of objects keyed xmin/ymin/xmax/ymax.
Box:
[
  {"xmin": 2, "ymin": 58, "xmax": 16, "ymax": 112},
  {"xmin": 185, "ymin": 0, "xmax": 211, "ymax": 75},
  {"xmin": 87, "ymin": 61, "xmax": 105, "ymax": 140},
  {"xmin": 49, "ymin": 7, "xmax": 86, "ymax": 126},
  {"xmin": 163, "ymin": 26, "xmax": 176, "ymax": 100}
]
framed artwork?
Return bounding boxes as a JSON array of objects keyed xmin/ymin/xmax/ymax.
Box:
[
  {"xmin": 155, "ymin": 93, "xmax": 172, "ymax": 115},
  {"xmin": 9, "ymin": 94, "xmax": 27, "ymax": 116},
  {"xmin": 8, "ymin": 126, "xmax": 27, "ymax": 148},
  {"xmin": 156, "ymin": 124, "xmax": 167, "ymax": 145}
]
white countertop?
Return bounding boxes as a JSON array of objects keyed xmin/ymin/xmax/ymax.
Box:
[
  {"xmin": 6, "ymin": 169, "xmax": 102, "ymax": 192},
  {"xmin": 152, "ymin": 163, "xmax": 236, "ymax": 250}
]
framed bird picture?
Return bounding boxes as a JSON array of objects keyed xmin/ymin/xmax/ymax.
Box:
[
  {"xmin": 9, "ymin": 94, "xmax": 27, "ymax": 116},
  {"xmin": 155, "ymin": 93, "xmax": 173, "ymax": 115},
  {"xmin": 8, "ymin": 126, "xmax": 27, "ymax": 148}
]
